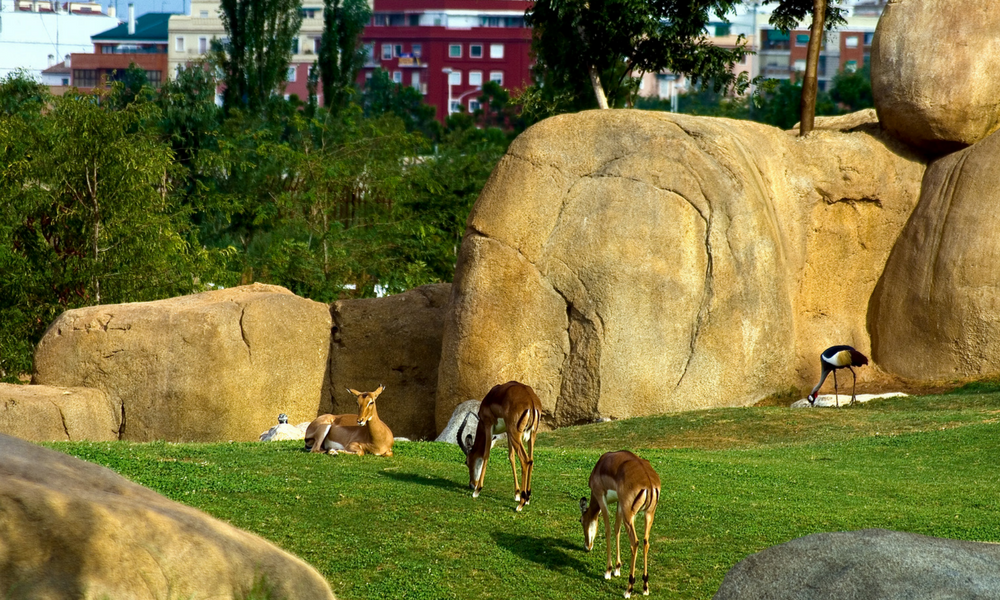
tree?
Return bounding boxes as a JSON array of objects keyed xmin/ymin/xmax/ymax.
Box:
[
  {"xmin": 829, "ymin": 63, "xmax": 873, "ymax": 113},
  {"xmin": 316, "ymin": 0, "xmax": 371, "ymax": 112},
  {"xmin": 217, "ymin": 0, "xmax": 303, "ymax": 112},
  {"xmin": 361, "ymin": 69, "xmax": 440, "ymax": 139},
  {"xmin": 762, "ymin": 0, "xmax": 845, "ymax": 135},
  {"xmin": 524, "ymin": 0, "xmax": 752, "ymax": 116}
]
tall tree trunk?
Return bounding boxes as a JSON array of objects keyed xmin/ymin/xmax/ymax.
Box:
[
  {"xmin": 589, "ymin": 65, "xmax": 609, "ymax": 109},
  {"xmin": 799, "ymin": 0, "xmax": 826, "ymax": 135}
]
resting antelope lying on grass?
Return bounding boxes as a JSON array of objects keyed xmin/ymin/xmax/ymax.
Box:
[
  {"xmin": 457, "ymin": 380, "xmax": 541, "ymax": 511},
  {"xmin": 304, "ymin": 385, "xmax": 394, "ymax": 456},
  {"xmin": 580, "ymin": 450, "xmax": 661, "ymax": 598}
]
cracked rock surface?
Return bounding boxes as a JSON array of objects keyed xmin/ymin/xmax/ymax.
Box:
[
  {"xmin": 32, "ymin": 283, "xmax": 333, "ymax": 442},
  {"xmin": 436, "ymin": 110, "xmax": 926, "ymax": 429}
]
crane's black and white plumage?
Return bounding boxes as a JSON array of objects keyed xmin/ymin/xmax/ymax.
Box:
[{"xmin": 807, "ymin": 345, "xmax": 869, "ymax": 407}]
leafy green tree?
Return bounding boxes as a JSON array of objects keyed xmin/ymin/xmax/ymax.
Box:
[
  {"xmin": 524, "ymin": 0, "xmax": 752, "ymax": 116},
  {"xmin": 217, "ymin": 0, "xmax": 303, "ymax": 112},
  {"xmin": 474, "ymin": 80, "xmax": 526, "ymax": 135},
  {"xmin": 0, "ymin": 79, "xmax": 220, "ymax": 380},
  {"xmin": 156, "ymin": 62, "xmax": 221, "ymax": 168},
  {"xmin": 762, "ymin": 0, "xmax": 845, "ymax": 134},
  {"xmin": 361, "ymin": 69, "xmax": 440, "ymax": 140},
  {"xmin": 316, "ymin": 0, "xmax": 371, "ymax": 112},
  {"xmin": 829, "ymin": 63, "xmax": 873, "ymax": 112}
]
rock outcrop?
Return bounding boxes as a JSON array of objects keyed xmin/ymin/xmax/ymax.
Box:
[
  {"xmin": 713, "ymin": 529, "xmax": 1000, "ymax": 599},
  {"xmin": 871, "ymin": 0, "xmax": 1000, "ymax": 155},
  {"xmin": 33, "ymin": 283, "xmax": 333, "ymax": 442},
  {"xmin": 0, "ymin": 433, "xmax": 335, "ymax": 599},
  {"xmin": 870, "ymin": 127, "xmax": 1000, "ymax": 380},
  {"xmin": 329, "ymin": 283, "xmax": 450, "ymax": 440},
  {"xmin": 437, "ymin": 109, "xmax": 925, "ymax": 430},
  {"xmin": 0, "ymin": 383, "xmax": 118, "ymax": 441}
]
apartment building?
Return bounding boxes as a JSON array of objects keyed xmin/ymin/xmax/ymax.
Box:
[
  {"xmin": 361, "ymin": 0, "xmax": 532, "ymax": 122},
  {"xmin": 0, "ymin": 0, "xmax": 119, "ymax": 80},
  {"xmin": 69, "ymin": 8, "xmax": 170, "ymax": 90}
]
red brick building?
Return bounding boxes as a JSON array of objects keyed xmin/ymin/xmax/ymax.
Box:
[
  {"xmin": 71, "ymin": 10, "xmax": 170, "ymax": 90},
  {"xmin": 356, "ymin": 0, "xmax": 533, "ymax": 122}
]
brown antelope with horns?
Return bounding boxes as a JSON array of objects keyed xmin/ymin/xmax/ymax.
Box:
[
  {"xmin": 580, "ymin": 451, "xmax": 661, "ymax": 598},
  {"xmin": 457, "ymin": 381, "xmax": 541, "ymax": 512},
  {"xmin": 304, "ymin": 385, "xmax": 394, "ymax": 456}
]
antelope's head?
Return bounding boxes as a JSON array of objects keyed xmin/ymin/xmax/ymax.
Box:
[
  {"xmin": 456, "ymin": 412, "xmax": 483, "ymax": 492},
  {"xmin": 580, "ymin": 496, "xmax": 598, "ymax": 551},
  {"xmin": 348, "ymin": 385, "xmax": 384, "ymax": 426}
]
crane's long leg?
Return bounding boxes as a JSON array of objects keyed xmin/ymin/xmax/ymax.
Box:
[
  {"xmin": 850, "ymin": 366, "xmax": 858, "ymax": 404},
  {"xmin": 833, "ymin": 369, "xmax": 840, "ymax": 408}
]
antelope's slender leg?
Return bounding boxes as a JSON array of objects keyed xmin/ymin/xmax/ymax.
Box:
[
  {"xmin": 613, "ymin": 507, "xmax": 623, "ymax": 577},
  {"xmin": 512, "ymin": 436, "xmax": 533, "ymax": 511},
  {"xmin": 624, "ymin": 517, "xmax": 640, "ymax": 598},
  {"xmin": 642, "ymin": 507, "xmax": 655, "ymax": 595},
  {"xmin": 507, "ymin": 439, "xmax": 522, "ymax": 503},
  {"xmin": 523, "ymin": 428, "xmax": 536, "ymax": 505},
  {"xmin": 603, "ymin": 504, "xmax": 614, "ymax": 579},
  {"xmin": 310, "ymin": 424, "xmax": 332, "ymax": 453}
]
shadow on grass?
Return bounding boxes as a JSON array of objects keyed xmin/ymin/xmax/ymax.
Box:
[
  {"xmin": 379, "ymin": 471, "xmax": 468, "ymax": 492},
  {"xmin": 492, "ymin": 531, "xmax": 598, "ymax": 578}
]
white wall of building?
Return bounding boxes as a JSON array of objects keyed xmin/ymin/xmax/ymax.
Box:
[{"xmin": 0, "ymin": 2, "xmax": 120, "ymax": 80}]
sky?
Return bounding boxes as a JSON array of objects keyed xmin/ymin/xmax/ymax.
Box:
[{"xmin": 107, "ymin": 0, "xmax": 187, "ymax": 17}]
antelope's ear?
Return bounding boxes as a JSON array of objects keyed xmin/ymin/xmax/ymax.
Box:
[
  {"xmin": 463, "ymin": 434, "xmax": 475, "ymax": 454},
  {"xmin": 579, "ymin": 497, "xmax": 588, "ymax": 513},
  {"xmin": 347, "ymin": 388, "xmax": 361, "ymax": 396},
  {"xmin": 373, "ymin": 384, "xmax": 385, "ymax": 397}
]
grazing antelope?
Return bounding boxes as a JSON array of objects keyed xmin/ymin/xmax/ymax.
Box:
[
  {"xmin": 304, "ymin": 385, "xmax": 394, "ymax": 456},
  {"xmin": 807, "ymin": 345, "xmax": 869, "ymax": 407},
  {"xmin": 457, "ymin": 381, "xmax": 541, "ymax": 512},
  {"xmin": 580, "ymin": 451, "xmax": 661, "ymax": 598}
]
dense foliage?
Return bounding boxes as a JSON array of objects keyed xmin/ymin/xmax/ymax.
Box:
[{"xmin": 0, "ymin": 68, "xmax": 511, "ymax": 381}]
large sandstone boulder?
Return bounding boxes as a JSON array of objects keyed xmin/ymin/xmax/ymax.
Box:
[
  {"xmin": 33, "ymin": 284, "xmax": 332, "ymax": 442},
  {"xmin": 0, "ymin": 383, "xmax": 118, "ymax": 441},
  {"xmin": 328, "ymin": 284, "xmax": 449, "ymax": 440},
  {"xmin": 437, "ymin": 110, "xmax": 925, "ymax": 429},
  {"xmin": 872, "ymin": 0, "xmax": 1000, "ymax": 155},
  {"xmin": 0, "ymin": 433, "xmax": 335, "ymax": 599},
  {"xmin": 713, "ymin": 529, "xmax": 1000, "ymax": 599},
  {"xmin": 870, "ymin": 127, "xmax": 1000, "ymax": 380}
]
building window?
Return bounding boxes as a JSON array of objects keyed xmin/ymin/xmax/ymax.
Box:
[
  {"xmin": 408, "ymin": 14, "xmax": 419, "ymax": 26},
  {"xmin": 845, "ymin": 35, "xmax": 859, "ymax": 48},
  {"xmin": 287, "ymin": 66, "xmax": 296, "ymax": 82},
  {"xmin": 450, "ymin": 100, "xmax": 461, "ymax": 113},
  {"xmin": 864, "ymin": 32, "xmax": 874, "ymax": 45},
  {"xmin": 504, "ymin": 16, "xmax": 524, "ymax": 27},
  {"xmin": 175, "ymin": 36, "xmax": 185, "ymax": 52},
  {"xmin": 392, "ymin": 71, "xmax": 403, "ymax": 83},
  {"xmin": 449, "ymin": 70, "xmax": 461, "ymax": 85},
  {"xmin": 469, "ymin": 99, "xmax": 481, "ymax": 111},
  {"xmin": 411, "ymin": 71, "xmax": 420, "ymax": 89},
  {"xmin": 382, "ymin": 44, "xmax": 392, "ymax": 60},
  {"xmin": 845, "ymin": 60, "xmax": 858, "ymax": 72},
  {"xmin": 393, "ymin": 44, "xmax": 402, "ymax": 57},
  {"xmin": 412, "ymin": 43, "xmax": 422, "ymax": 57},
  {"xmin": 449, "ymin": 44, "xmax": 462, "ymax": 58},
  {"xmin": 469, "ymin": 71, "xmax": 483, "ymax": 86},
  {"xmin": 73, "ymin": 69, "xmax": 98, "ymax": 87},
  {"xmin": 489, "ymin": 43, "xmax": 504, "ymax": 59},
  {"xmin": 480, "ymin": 16, "xmax": 500, "ymax": 27},
  {"xmin": 313, "ymin": 38, "xmax": 321, "ymax": 53},
  {"xmin": 388, "ymin": 13, "xmax": 405, "ymax": 26},
  {"xmin": 489, "ymin": 70, "xmax": 503, "ymax": 85},
  {"xmin": 146, "ymin": 70, "xmax": 162, "ymax": 87},
  {"xmin": 199, "ymin": 10, "xmax": 208, "ymax": 18},
  {"xmin": 199, "ymin": 37, "xmax": 208, "ymax": 54},
  {"xmin": 291, "ymin": 38, "xmax": 299, "ymax": 54},
  {"xmin": 470, "ymin": 44, "xmax": 483, "ymax": 58},
  {"xmin": 364, "ymin": 43, "xmax": 375, "ymax": 64},
  {"xmin": 793, "ymin": 59, "xmax": 806, "ymax": 72},
  {"xmin": 795, "ymin": 34, "xmax": 809, "ymax": 46},
  {"xmin": 61, "ymin": 77, "xmax": 69, "ymax": 85},
  {"xmin": 373, "ymin": 14, "xmax": 386, "ymax": 25}
]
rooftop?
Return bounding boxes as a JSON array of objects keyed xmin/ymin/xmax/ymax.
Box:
[{"xmin": 91, "ymin": 12, "xmax": 173, "ymax": 42}]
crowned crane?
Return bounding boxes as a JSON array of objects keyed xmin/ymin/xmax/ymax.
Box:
[{"xmin": 807, "ymin": 345, "xmax": 869, "ymax": 407}]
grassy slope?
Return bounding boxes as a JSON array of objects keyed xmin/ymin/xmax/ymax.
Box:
[{"xmin": 51, "ymin": 388, "xmax": 1000, "ymax": 600}]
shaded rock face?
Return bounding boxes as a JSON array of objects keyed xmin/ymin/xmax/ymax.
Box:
[
  {"xmin": 437, "ymin": 110, "xmax": 925, "ymax": 430},
  {"xmin": 0, "ymin": 433, "xmax": 335, "ymax": 600},
  {"xmin": 0, "ymin": 383, "xmax": 118, "ymax": 442},
  {"xmin": 33, "ymin": 283, "xmax": 333, "ymax": 442},
  {"xmin": 870, "ymin": 127, "xmax": 1000, "ymax": 380},
  {"xmin": 329, "ymin": 283, "xmax": 450, "ymax": 440},
  {"xmin": 713, "ymin": 529, "xmax": 1000, "ymax": 600},
  {"xmin": 872, "ymin": 0, "xmax": 1000, "ymax": 155}
]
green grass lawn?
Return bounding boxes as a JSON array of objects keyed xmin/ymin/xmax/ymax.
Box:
[{"xmin": 49, "ymin": 388, "xmax": 1000, "ymax": 600}]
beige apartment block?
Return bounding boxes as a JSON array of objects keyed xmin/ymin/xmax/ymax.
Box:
[{"xmin": 167, "ymin": 1, "xmax": 330, "ymax": 81}]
